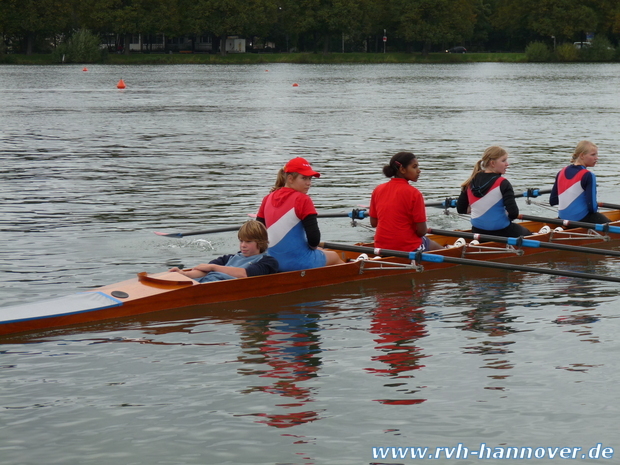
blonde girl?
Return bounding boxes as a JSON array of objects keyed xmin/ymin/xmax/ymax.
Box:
[
  {"xmin": 549, "ymin": 141, "xmax": 608, "ymax": 223},
  {"xmin": 457, "ymin": 146, "xmax": 531, "ymax": 237}
]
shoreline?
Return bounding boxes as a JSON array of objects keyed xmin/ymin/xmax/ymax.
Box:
[{"xmin": 1, "ymin": 52, "xmax": 528, "ymax": 65}]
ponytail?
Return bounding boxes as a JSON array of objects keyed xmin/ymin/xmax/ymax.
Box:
[
  {"xmin": 461, "ymin": 146, "xmax": 508, "ymax": 189},
  {"xmin": 571, "ymin": 140, "xmax": 597, "ymax": 163},
  {"xmin": 382, "ymin": 152, "xmax": 416, "ymax": 178},
  {"xmin": 270, "ymin": 167, "xmax": 301, "ymax": 193}
]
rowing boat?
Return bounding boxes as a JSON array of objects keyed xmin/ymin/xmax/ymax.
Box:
[{"xmin": 2, "ymin": 210, "xmax": 620, "ymax": 337}]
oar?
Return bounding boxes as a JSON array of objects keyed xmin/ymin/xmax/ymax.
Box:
[
  {"xmin": 599, "ymin": 202, "xmax": 620, "ymax": 210},
  {"xmin": 425, "ymin": 188, "xmax": 552, "ymax": 209},
  {"xmin": 427, "ymin": 228, "xmax": 620, "ymax": 258},
  {"xmin": 321, "ymin": 241, "xmax": 620, "ymax": 284},
  {"xmin": 155, "ymin": 209, "xmax": 369, "ymax": 238},
  {"xmin": 518, "ymin": 214, "xmax": 620, "ymax": 235},
  {"xmin": 154, "ymin": 225, "xmax": 242, "ymax": 238}
]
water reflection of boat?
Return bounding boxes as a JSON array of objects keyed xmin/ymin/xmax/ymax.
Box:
[{"xmin": 2, "ymin": 212, "xmax": 620, "ymax": 337}]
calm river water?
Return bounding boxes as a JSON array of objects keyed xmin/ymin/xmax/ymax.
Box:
[{"xmin": 1, "ymin": 63, "xmax": 620, "ymax": 464}]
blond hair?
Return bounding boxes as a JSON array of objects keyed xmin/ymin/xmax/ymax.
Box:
[
  {"xmin": 461, "ymin": 146, "xmax": 508, "ymax": 188},
  {"xmin": 571, "ymin": 140, "xmax": 597, "ymax": 163},
  {"xmin": 238, "ymin": 220, "xmax": 269, "ymax": 253}
]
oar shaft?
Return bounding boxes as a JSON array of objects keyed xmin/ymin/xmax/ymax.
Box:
[
  {"xmin": 428, "ymin": 228, "xmax": 620, "ymax": 258},
  {"xmin": 155, "ymin": 209, "xmax": 368, "ymax": 238},
  {"xmin": 155, "ymin": 225, "xmax": 242, "ymax": 238},
  {"xmin": 599, "ymin": 202, "xmax": 620, "ymax": 210},
  {"xmin": 321, "ymin": 241, "xmax": 620, "ymax": 284},
  {"xmin": 518, "ymin": 214, "xmax": 620, "ymax": 235},
  {"xmin": 426, "ymin": 188, "xmax": 552, "ymax": 209}
]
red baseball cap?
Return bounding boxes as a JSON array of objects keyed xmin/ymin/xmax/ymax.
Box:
[{"xmin": 284, "ymin": 157, "xmax": 321, "ymax": 178}]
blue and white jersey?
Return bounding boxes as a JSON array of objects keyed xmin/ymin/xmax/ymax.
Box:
[
  {"xmin": 556, "ymin": 166, "xmax": 591, "ymax": 221},
  {"xmin": 468, "ymin": 176, "xmax": 510, "ymax": 231}
]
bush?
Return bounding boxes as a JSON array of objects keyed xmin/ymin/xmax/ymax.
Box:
[
  {"xmin": 52, "ymin": 29, "xmax": 107, "ymax": 63},
  {"xmin": 580, "ymin": 36, "xmax": 615, "ymax": 62},
  {"xmin": 525, "ymin": 41, "xmax": 551, "ymax": 62},
  {"xmin": 555, "ymin": 43, "xmax": 579, "ymax": 62}
]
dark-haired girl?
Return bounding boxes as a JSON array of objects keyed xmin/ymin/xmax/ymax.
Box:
[{"xmin": 369, "ymin": 152, "xmax": 442, "ymax": 252}]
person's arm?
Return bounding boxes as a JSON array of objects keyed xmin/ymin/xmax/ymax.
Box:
[
  {"xmin": 370, "ymin": 216, "xmax": 378, "ymax": 228},
  {"xmin": 245, "ymin": 255, "xmax": 279, "ymax": 277},
  {"xmin": 196, "ymin": 264, "xmax": 248, "ymax": 278},
  {"xmin": 456, "ymin": 189, "xmax": 470, "ymax": 214},
  {"xmin": 500, "ymin": 179, "xmax": 520, "ymax": 220},
  {"xmin": 170, "ymin": 255, "xmax": 235, "ymax": 278},
  {"xmin": 549, "ymin": 172, "xmax": 560, "ymax": 206},
  {"xmin": 583, "ymin": 171, "xmax": 597, "ymax": 213},
  {"xmin": 415, "ymin": 222, "xmax": 428, "ymax": 237},
  {"xmin": 302, "ymin": 214, "xmax": 321, "ymax": 248}
]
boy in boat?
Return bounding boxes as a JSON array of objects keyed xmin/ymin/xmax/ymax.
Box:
[{"xmin": 168, "ymin": 220, "xmax": 278, "ymax": 282}]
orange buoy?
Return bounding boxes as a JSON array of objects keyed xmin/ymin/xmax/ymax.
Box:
[
  {"xmin": 82, "ymin": 67, "xmax": 88, "ymax": 72},
  {"xmin": 117, "ymin": 79, "xmax": 126, "ymax": 89},
  {"xmin": 292, "ymin": 83, "xmax": 299, "ymax": 87}
]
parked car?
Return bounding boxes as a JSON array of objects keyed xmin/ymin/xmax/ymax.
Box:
[
  {"xmin": 446, "ymin": 46, "xmax": 467, "ymax": 53},
  {"xmin": 573, "ymin": 41, "xmax": 591, "ymax": 49}
]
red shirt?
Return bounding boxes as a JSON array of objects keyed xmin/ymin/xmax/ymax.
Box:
[{"xmin": 369, "ymin": 178, "xmax": 427, "ymax": 251}]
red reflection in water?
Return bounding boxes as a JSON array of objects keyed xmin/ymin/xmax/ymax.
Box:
[
  {"xmin": 366, "ymin": 293, "xmax": 428, "ymax": 377},
  {"xmin": 373, "ymin": 399, "xmax": 426, "ymax": 405},
  {"xmin": 366, "ymin": 292, "xmax": 429, "ymax": 405},
  {"xmin": 237, "ymin": 312, "xmax": 322, "ymax": 428}
]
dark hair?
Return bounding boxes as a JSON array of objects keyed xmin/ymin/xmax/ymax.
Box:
[{"xmin": 382, "ymin": 152, "xmax": 416, "ymax": 178}]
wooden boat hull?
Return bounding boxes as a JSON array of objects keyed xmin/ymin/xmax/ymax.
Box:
[{"xmin": 2, "ymin": 211, "xmax": 620, "ymax": 337}]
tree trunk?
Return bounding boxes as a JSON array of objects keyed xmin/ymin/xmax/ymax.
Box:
[
  {"xmin": 26, "ymin": 32, "xmax": 34, "ymax": 55},
  {"xmin": 220, "ymin": 35, "xmax": 227, "ymax": 55}
]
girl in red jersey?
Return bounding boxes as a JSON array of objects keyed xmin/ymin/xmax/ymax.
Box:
[{"xmin": 369, "ymin": 152, "xmax": 442, "ymax": 252}]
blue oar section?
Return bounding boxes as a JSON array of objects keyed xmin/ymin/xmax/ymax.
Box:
[
  {"xmin": 515, "ymin": 188, "xmax": 552, "ymax": 198},
  {"xmin": 506, "ymin": 237, "xmax": 541, "ymax": 248}
]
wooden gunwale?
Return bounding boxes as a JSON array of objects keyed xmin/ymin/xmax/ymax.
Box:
[{"xmin": 2, "ymin": 212, "xmax": 620, "ymax": 337}]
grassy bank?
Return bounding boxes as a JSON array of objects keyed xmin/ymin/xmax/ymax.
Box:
[{"xmin": 1, "ymin": 51, "xmax": 527, "ymax": 65}]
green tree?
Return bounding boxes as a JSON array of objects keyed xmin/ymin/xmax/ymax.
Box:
[
  {"xmin": 494, "ymin": 0, "xmax": 599, "ymax": 44},
  {"xmin": 391, "ymin": 0, "xmax": 478, "ymax": 53}
]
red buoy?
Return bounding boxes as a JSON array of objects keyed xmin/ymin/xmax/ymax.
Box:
[
  {"xmin": 292, "ymin": 83, "xmax": 299, "ymax": 87},
  {"xmin": 82, "ymin": 67, "xmax": 88, "ymax": 72},
  {"xmin": 117, "ymin": 79, "xmax": 126, "ymax": 89}
]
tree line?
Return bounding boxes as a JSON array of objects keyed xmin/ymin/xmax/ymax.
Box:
[{"xmin": 1, "ymin": 0, "xmax": 619, "ymax": 55}]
